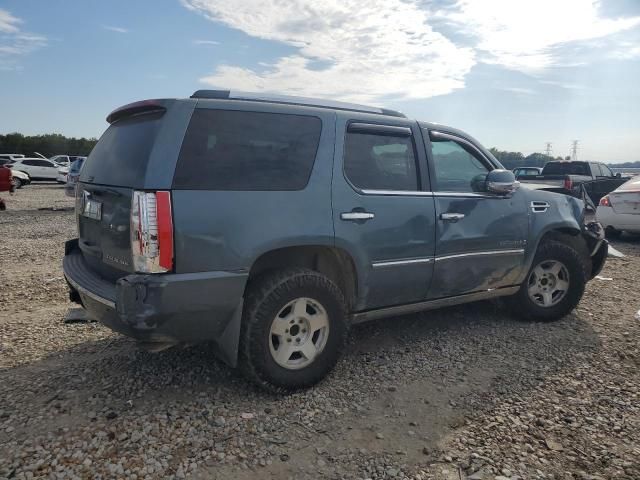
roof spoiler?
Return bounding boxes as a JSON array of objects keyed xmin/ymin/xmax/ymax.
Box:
[{"xmin": 106, "ymin": 100, "xmax": 167, "ymax": 124}]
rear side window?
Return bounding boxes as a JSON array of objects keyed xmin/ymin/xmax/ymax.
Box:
[
  {"xmin": 80, "ymin": 112, "xmax": 164, "ymax": 187},
  {"xmin": 343, "ymin": 132, "xmax": 418, "ymax": 191},
  {"xmin": 542, "ymin": 162, "xmax": 589, "ymax": 175},
  {"xmin": 173, "ymin": 110, "xmax": 322, "ymax": 190}
]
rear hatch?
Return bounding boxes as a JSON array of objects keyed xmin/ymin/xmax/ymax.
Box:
[
  {"xmin": 609, "ymin": 177, "xmax": 640, "ymax": 215},
  {"xmin": 77, "ymin": 100, "xmax": 177, "ymax": 281}
]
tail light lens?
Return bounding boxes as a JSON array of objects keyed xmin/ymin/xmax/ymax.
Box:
[
  {"xmin": 563, "ymin": 176, "xmax": 573, "ymax": 190},
  {"xmin": 599, "ymin": 195, "xmax": 611, "ymax": 207},
  {"xmin": 131, "ymin": 191, "xmax": 173, "ymax": 273}
]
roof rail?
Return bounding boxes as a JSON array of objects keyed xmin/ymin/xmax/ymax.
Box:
[{"xmin": 190, "ymin": 90, "xmax": 406, "ymax": 118}]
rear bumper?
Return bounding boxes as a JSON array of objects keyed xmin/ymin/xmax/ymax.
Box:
[
  {"xmin": 596, "ymin": 206, "xmax": 640, "ymax": 232},
  {"xmin": 63, "ymin": 239, "xmax": 248, "ymax": 365}
]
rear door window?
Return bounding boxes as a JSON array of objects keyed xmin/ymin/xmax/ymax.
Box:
[
  {"xmin": 343, "ymin": 131, "xmax": 418, "ymax": 191},
  {"xmin": 173, "ymin": 109, "xmax": 322, "ymax": 190}
]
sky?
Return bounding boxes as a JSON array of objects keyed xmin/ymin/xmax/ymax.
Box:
[{"xmin": 0, "ymin": 0, "xmax": 639, "ymax": 162}]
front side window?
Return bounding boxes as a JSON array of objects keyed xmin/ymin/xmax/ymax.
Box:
[
  {"xmin": 174, "ymin": 109, "xmax": 322, "ymax": 190},
  {"xmin": 429, "ymin": 137, "xmax": 489, "ymax": 192},
  {"xmin": 344, "ymin": 132, "xmax": 418, "ymax": 191},
  {"xmin": 23, "ymin": 160, "xmax": 38, "ymax": 166},
  {"xmin": 599, "ymin": 164, "xmax": 613, "ymax": 177}
]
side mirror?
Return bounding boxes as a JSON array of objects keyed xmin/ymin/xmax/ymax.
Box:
[
  {"xmin": 486, "ymin": 169, "xmax": 519, "ymax": 195},
  {"xmin": 616, "ymin": 172, "xmax": 621, "ymax": 178}
]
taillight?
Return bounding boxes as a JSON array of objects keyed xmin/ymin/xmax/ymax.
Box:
[
  {"xmin": 599, "ymin": 195, "xmax": 611, "ymax": 207},
  {"xmin": 131, "ymin": 191, "xmax": 174, "ymax": 273},
  {"xmin": 563, "ymin": 176, "xmax": 573, "ymax": 190}
]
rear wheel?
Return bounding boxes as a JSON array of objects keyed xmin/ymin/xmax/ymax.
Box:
[
  {"xmin": 239, "ymin": 269, "xmax": 348, "ymax": 391},
  {"xmin": 508, "ymin": 240, "xmax": 587, "ymax": 322}
]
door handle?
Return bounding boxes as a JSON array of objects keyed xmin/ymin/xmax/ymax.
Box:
[
  {"xmin": 440, "ymin": 213, "xmax": 465, "ymax": 223},
  {"xmin": 341, "ymin": 211, "xmax": 375, "ymax": 221}
]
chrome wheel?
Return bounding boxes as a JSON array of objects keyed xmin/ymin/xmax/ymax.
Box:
[
  {"xmin": 269, "ymin": 297, "xmax": 330, "ymax": 370},
  {"xmin": 527, "ymin": 260, "xmax": 570, "ymax": 307}
]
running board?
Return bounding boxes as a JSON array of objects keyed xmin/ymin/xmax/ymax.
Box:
[{"xmin": 350, "ymin": 286, "xmax": 520, "ymax": 324}]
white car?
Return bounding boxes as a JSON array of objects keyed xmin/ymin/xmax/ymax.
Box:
[
  {"xmin": 10, "ymin": 169, "xmax": 30, "ymax": 188},
  {"xmin": 596, "ymin": 176, "xmax": 640, "ymax": 238},
  {"xmin": 56, "ymin": 166, "xmax": 69, "ymax": 183},
  {"xmin": 10, "ymin": 158, "xmax": 61, "ymax": 181}
]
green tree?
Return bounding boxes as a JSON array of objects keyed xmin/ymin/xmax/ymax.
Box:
[{"xmin": 0, "ymin": 133, "xmax": 98, "ymax": 157}]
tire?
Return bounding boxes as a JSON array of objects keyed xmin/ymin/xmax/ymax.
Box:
[
  {"xmin": 508, "ymin": 240, "xmax": 587, "ymax": 322},
  {"xmin": 11, "ymin": 177, "xmax": 23, "ymax": 189},
  {"xmin": 239, "ymin": 268, "xmax": 349, "ymax": 392},
  {"xmin": 605, "ymin": 226, "xmax": 622, "ymax": 239}
]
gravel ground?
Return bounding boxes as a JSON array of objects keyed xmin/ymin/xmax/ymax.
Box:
[{"xmin": 0, "ymin": 185, "xmax": 638, "ymax": 480}]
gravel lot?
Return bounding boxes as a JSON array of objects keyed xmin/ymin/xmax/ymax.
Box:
[{"xmin": 1, "ymin": 185, "xmax": 639, "ymax": 480}]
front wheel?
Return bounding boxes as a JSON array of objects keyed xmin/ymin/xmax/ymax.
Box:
[
  {"xmin": 11, "ymin": 177, "xmax": 23, "ymax": 189},
  {"xmin": 508, "ymin": 240, "xmax": 587, "ymax": 322},
  {"xmin": 239, "ymin": 269, "xmax": 348, "ymax": 392}
]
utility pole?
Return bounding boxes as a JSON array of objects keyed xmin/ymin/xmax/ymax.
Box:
[
  {"xmin": 570, "ymin": 140, "xmax": 579, "ymax": 161},
  {"xmin": 544, "ymin": 142, "xmax": 552, "ymax": 157}
]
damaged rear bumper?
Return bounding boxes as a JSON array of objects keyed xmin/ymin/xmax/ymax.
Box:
[{"xmin": 62, "ymin": 239, "xmax": 247, "ymax": 366}]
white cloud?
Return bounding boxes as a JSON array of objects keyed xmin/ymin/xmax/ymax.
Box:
[
  {"xmin": 610, "ymin": 42, "xmax": 640, "ymax": 59},
  {"xmin": 182, "ymin": 0, "xmax": 640, "ymax": 103},
  {"xmin": 183, "ymin": 0, "xmax": 475, "ymax": 103},
  {"xmin": 446, "ymin": 0, "xmax": 640, "ymax": 70},
  {"xmin": 193, "ymin": 39, "xmax": 220, "ymax": 45},
  {"xmin": 0, "ymin": 8, "xmax": 21, "ymax": 33},
  {"xmin": 0, "ymin": 9, "xmax": 47, "ymax": 70},
  {"xmin": 103, "ymin": 25, "xmax": 128, "ymax": 33}
]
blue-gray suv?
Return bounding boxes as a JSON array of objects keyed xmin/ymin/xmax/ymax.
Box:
[{"xmin": 63, "ymin": 90, "xmax": 608, "ymax": 391}]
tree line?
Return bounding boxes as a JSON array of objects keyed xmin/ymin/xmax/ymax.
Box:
[
  {"xmin": 0, "ymin": 133, "xmax": 98, "ymax": 157},
  {"xmin": 1, "ymin": 133, "xmax": 638, "ymax": 169}
]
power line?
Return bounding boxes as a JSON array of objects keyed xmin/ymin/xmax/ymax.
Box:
[{"xmin": 570, "ymin": 140, "xmax": 579, "ymax": 161}]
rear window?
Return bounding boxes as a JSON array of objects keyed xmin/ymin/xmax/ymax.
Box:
[
  {"xmin": 618, "ymin": 178, "xmax": 640, "ymax": 191},
  {"xmin": 79, "ymin": 112, "xmax": 163, "ymax": 187},
  {"xmin": 173, "ymin": 109, "xmax": 322, "ymax": 190},
  {"xmin": 542, "ymin": 162, "xmax": 589, "ymax": 175}
]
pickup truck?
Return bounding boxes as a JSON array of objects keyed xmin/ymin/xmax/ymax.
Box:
[{"xmin": 520, "ymin": 161, "xmax": 629, "ymax": 206}]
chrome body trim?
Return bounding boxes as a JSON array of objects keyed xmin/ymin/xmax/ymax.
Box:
[
  {"xmin": 433, "ymin": 191, "xmax": 496, "ymax": 198},
  {"xmin": 440, "ymin": 212, "xmax": 465, "ymax": 222},
  {"xmin": 530, "ymin": 201, "xmax": 551, "ymax": 213},
  {"xmin": 372, "ymin": 257, "xmax": 434, "ymax": 268},
  {"xmin": 65, "ymin": 273, "xmax": 116, "ymax": 309},
  {"xmin": 341, "ymin": 211, "xmax": 375, "ymax": 221},
  {"xmin": 435, "ymin": 249, "xmax": 525, "ymax": 262},
  {"xmin": 360, "ymin": 189, "xmax": 434, "ymax": 197},
  {"xmin": 351, "ymin": 286, "xmax": 520, "ymax": 323}
]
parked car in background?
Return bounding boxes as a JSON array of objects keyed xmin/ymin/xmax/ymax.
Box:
[
  {"xmin": 63, "ymin": 91, "xmax": 608, "ymax": 391},
  {"xmin": 0, "ymin": 154, "xmax": 25, "ymax": 163},
  {"xmin": 596, "ymin": 176, "xmax": 640, "ymax": 238},
  {"xmin": 57, "ymin": 166, "xmax": 70, "ymax": 184},
  {"xmin": 65, "ymin": 158, "xmax": 85, "ymax": 197},
  {"xmin": 10, "ymin": 158, "xmax": 61, "ymax": 181},
  {"xmin": 513, "ymin": 167, "xmax": 542, "ymax": 179},
  {"xmin": 50, "ymin": 155, "xmax": 86, "ymax": 167},
  {"xmin": 519, "ymin": 161, "xmax": 629, "ymax": 205},
  {"xmin": 10, "ymin": 169, "xmax": 30, "ymax": 188}
]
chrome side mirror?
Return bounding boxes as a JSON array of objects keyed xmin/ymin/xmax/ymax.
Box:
[{"xmin": 486, "ymin": 169, "xmax": 519, "ymax": 195}]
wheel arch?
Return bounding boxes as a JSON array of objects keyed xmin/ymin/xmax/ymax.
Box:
[
  {"xmin": 521, "ymin": 224, "xmax": 591, "ymax": 284},
  {"xmin": 247, "ymin": 245, "xmax": 359, "ymax": 311}
]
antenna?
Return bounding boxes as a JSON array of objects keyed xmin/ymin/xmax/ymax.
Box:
[
  {"xmin": 570, "ymin": 140, "xmax": 579, "ymax": 161},
  {"xmin": 544, "ymin": 142, "xmax": 552, "ymax": 157}
]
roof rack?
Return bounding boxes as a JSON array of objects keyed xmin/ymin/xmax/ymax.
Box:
[{"xmin": 190, "ymin": 90, "xmax": 406, "ymax": 118}]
